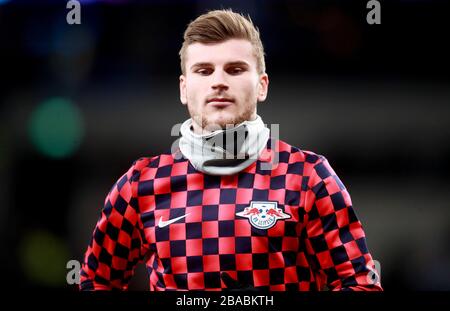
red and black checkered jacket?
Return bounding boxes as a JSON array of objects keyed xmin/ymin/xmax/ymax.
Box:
[{"xmin": 80, "ymin": 139, "xmax": 382, "ymax": 291}]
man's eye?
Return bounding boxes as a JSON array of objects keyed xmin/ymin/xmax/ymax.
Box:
[
  {"xmin": 196, "ymin": 68, "xmax": 212, "ymax": 75},
  {"xmin": 228, "ymin": 67, "xmax": 244, "ymax": 75}
]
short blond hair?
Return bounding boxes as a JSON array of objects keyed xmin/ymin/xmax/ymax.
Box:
[{"xmin": 179, "ymin": 9, "xmax": 266, "ymax": 75}]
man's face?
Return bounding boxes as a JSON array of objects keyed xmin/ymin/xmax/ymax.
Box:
[{"xmin": 180, "ymin": 39, "xmax": 269, "ymax": 133}]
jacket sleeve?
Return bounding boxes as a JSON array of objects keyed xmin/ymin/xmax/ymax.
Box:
[
  {"xmin": 303, "ymin": 156, "xmax": 382, "ymax": 291},
  {"xmin": 79, "ymin": 161, "xmax": 149, "ymax": 290}
]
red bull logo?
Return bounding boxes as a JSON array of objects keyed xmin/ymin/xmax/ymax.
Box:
[
  {"xmin": 242, "ymin": 207, "xmax": 260, "ymax": 216},
  {"xmin": 236, "ymin": 201, "xmax": 291, "ymax": 229}
]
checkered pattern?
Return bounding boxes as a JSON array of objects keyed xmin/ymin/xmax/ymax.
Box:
[{"xmin": 80, "ymin": 139, "xmax": 382, "ymax": 291}]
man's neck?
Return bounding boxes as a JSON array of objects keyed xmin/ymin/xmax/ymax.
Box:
[{"xmin": 191, "ymin": 114, "xmax": 257, "ymax": 135}]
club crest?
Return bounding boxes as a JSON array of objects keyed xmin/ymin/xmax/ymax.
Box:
[{"xmin": 236, "ymin": 201, "xmax": 291, "ymax": 229}]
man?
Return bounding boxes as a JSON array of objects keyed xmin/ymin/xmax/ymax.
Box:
[{"xmin": 80, "ymin": 9, "xmax": 382, "ymax": 291}]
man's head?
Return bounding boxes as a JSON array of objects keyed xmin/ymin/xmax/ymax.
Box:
[{"xmin": 179, "ymin": 9, "xmax": 269, "ymax": 134}]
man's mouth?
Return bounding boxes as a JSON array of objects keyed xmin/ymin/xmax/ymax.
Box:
[{"xmin": 206, "ymin": 97, "xmax": 235, "ymax": 108}]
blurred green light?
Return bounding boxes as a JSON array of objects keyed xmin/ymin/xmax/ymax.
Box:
[
  {"xmin": 19, "ymin": 230, "xmax": 69, "ymax": 287},
  {"xmin": 29, "ymin": 97, "xmax": 84, "ymax": 158}
]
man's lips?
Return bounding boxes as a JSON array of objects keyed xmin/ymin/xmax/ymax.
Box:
[{"xmin": 206, "ymin": 98, "xmax": 235, "ymax": 107}]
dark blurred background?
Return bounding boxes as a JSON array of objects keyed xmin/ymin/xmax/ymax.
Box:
[{"xmin": 1, "ymin": 0, "xmax": 449, "ymax": 291}]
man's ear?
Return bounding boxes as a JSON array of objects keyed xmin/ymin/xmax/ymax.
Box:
[
  {"xmin": 257, "ymin": 73, "xmax": 269, "ymax": 102},
  {"xmin": 179, "ymin": 75, "xmax": 187, "ymax": 105}
]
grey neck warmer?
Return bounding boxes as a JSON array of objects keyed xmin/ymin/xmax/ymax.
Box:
[{"xmin": 179, "ymin": 115, "xmax": 270, "ymax": 175}]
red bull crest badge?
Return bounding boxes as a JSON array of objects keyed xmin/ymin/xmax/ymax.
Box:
[{"xmin": 236, "ymin": 201, "xmax": 291, "ymax": 229}]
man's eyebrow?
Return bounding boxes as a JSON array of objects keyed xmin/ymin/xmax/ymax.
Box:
[
  {"xmin": 225, "ymin": 61, "xmax": 250, "ymax": 67},
  {"xmin": 190, "ymin": 61, "xmax": 250, "ymax": 71},
  {"xmin": 190, "ymin": 62, "xmax": 213, "ymax": 70}
]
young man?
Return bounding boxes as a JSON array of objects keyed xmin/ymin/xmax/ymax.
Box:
[{"xmin": 80, "ymin": 9, "xmax": 382, "ymax": 291}]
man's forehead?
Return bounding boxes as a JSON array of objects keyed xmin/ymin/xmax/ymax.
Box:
[{"xmin": 185, "ymin": 39, "xmax": 256, "ymax": 67}]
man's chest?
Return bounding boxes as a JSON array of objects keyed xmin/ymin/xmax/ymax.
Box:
[{"xmin": 138, "ymin": 170, "xmax": 307, "ymax": 253}]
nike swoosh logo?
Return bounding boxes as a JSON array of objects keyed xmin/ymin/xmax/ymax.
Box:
[{"xmin": 157, "ymin": 213, "xmax": 190, "ymax": 228}]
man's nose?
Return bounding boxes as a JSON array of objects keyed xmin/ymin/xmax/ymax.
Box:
[{"xmin": 211, "ymin": 70, "xmax": 229, "ymax": 91}]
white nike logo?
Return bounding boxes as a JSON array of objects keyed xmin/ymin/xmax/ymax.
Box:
[{"xmin": 157, "ymin": 213, "xmax": 190, "ymax": 228}]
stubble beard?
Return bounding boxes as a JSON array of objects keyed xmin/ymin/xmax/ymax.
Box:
[{"xmin": 189, "ymin": 102, "xmax": 255, "ymax": 132}]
